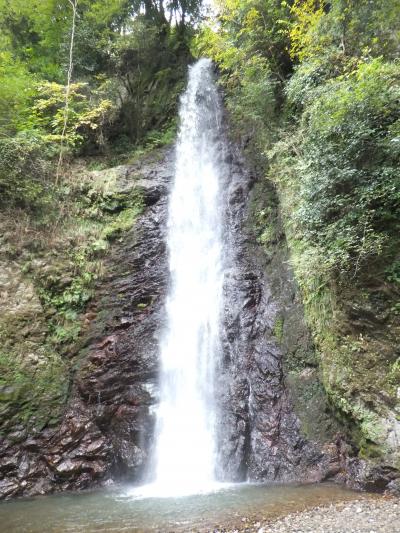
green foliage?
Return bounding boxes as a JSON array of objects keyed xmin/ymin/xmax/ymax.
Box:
[
  {"xmin": 72, "ymin": 0, "xmax": 135, "ymax": 76},
  {"xmin": 273, "ymin": 316, "xmax": 284, "ymax": 342},
  {"xmin": 0, "ymin": 133, "xmax": 53, "ymax": 209},
  {"xmin": 0, "ymin": 0, "xmax": 147, "ymax": 80},
  {"xmin": 226, "ymin": 55, "xmax": 277, "ymax": 137},
  {"xmin": 111, "ymin": 17, "xmax": 190, "ymax": 143},
  {"xmin": 290, "ymin": 0, "xmax": 400, "ymax": 62},
  {"xmin": 294, "ymin": 59, "xmax": 400, "ymax": 278},
  {"xmin": 290, "ymin": 0, "xmax": 326, "ymax": 62},
  {"xmin": 386, "ymin": 261, "xmax": 400, "ymax": 286},
  {"xmin": 145, "ymin": 120, "xmax": 178, "ymax": 148},
  {"xmin": 29, "ymin": 81, "xmax": 117, "ymax": 151},
  {"xmin": 254, "ymin": 203, "xmax": 279, "ymax": 248},
  {"xmin": 195, "ymin": 17, "xmax": 279, "ymax": 163},
  {"xmin": 0, "ymin": 0, "xmax": 69, "ymax": 80},
  {"xmin": 0, "ymin": 0, "xmax": 199, "ymax": 166},
  {"xmin": 102, "ymin": 205, "xmax": 143, "ymax": 240},
  {"xmin": 285, "ymin": 55, "xmax": 352, "ymax": 110},
  {"xmin": 204, "ymin": 0, "xmax": 293, "ymax": 78},
  {"xmin": 0, "ymin": 49, "xmax": 37, "ymax": 134},
  {"xmin": 389, "ymin": 358, "xmax": 400, "ymax": 385}
]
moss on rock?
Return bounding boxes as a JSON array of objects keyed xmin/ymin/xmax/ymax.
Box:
[{"xmin": 0, "ymin": 152, "xmax": 147, "ymax": 437}]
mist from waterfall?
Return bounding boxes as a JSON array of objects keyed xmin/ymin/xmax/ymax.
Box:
[{"xmin": 138, "ymin": 58, "xmax": 226, "ymax": 497}]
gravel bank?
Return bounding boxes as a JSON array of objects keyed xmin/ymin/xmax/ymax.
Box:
[{"xmin": 227, "ymin": 498, "xmax": 400, "ymax": 533}]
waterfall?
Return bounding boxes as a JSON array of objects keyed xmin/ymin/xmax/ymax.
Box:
[{"xmin": 142, "ymin": 58, "xmax": 226, "ymax": 497}]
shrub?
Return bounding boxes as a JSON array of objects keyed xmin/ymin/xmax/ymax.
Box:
[
  {"xmin": 293, "ymin": 59, "xmax": 400, "ymax": 279},
  {"xmin": 29, "ymin": 81, "xmax": 117, "ymax": 153},
  {"xmin": 0, "ymin": 133, "xmax": 53, "ymax": 209}
]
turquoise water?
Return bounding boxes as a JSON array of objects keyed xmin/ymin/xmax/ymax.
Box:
[{"xmin": 0, "ymin": 482, "xmax": 371, "ymax": 532}]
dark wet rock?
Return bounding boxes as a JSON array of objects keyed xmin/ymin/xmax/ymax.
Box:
[
  {"xmin": 215, "ymin": 139, "xmax": 346, "ymax": 485},
  {"xmin": 0, "ymin": 149, "xmax": 171, "ymax": 500},
  {"xmin": 0, "ymin": 454, "xmax": 20, "ymax": 475},
  {"xmin": 387, "ymin": 478, "xmax": 400, "ymax": 495},
  {"xmin": 344, "ymin": 458, "xmax": 400, "ymax": 492},
  {"xmin": 0, "ymin": 478, "xmax": 20, "ymax": 498}
]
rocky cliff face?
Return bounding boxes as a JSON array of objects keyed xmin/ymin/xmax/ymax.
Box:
[
  {"xmin": 0, "ymin": 149, "xmax": 172, "ymax": 499},
  {"xmin": 0, "ymin": 139, "xmax": 398, "ymax": 500},
  {"xmin": 216, "ymin": 144, "xmax": 343, "ymax": 484}
]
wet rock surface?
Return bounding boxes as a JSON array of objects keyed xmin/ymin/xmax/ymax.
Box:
[
  {"xmin": 0, "ymin": 149, "xmax": 172, "ymax": 499},
  {"xmin": 216, "ymin": 144, "xmax": 343, "ymax": 484}
]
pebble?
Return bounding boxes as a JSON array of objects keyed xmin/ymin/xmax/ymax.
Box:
[{"xmin": 227, "ymin": 498, "xmax": 400, "ymax": 533}]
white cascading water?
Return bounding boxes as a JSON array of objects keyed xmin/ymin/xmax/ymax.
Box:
[{"xmin": 138, "ymin": 58, "xmax": 226, "ymax": 497}]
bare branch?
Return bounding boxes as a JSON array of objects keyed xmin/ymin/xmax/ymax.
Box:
[{"xmin": 56, "ymin": 0, "xmax": 78, "ymax": 184}]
